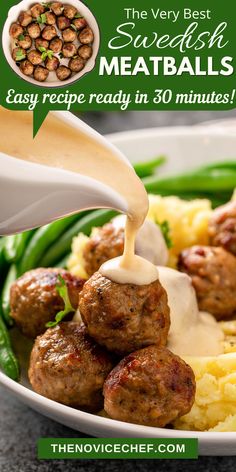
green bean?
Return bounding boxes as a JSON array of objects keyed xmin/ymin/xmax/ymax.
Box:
[
  {"xmin": 41, "ymin": 209, "xmax": 117, "ymax": 267},
  {"xmin": 54, "ymin": 254, "xmax": 69, "ymax": 269},
  {"xmin": 3, "ymin": 235, "xmax": 16, "ymax": 263},
  {"xmin": 19, "ymin": 214, "xmax": 83, "ymax": 275},
  {"xmin": 2, "ymin": 265, "xmax": 17, "ymax": 327},
  {"xmin": 201, "ymin": 161, "xmax": 236, "ymax": 171},
  {"xmin": 14, "ymin": 230, "xmax": 36, "ymax": 262},
  {"xmin": 133, "ymin": 155, "xmax": 166, "ymax": 178},
  {"xmin": 143, "ymin": 169, "xmax": 236, "ymax": 193},
  {"xmin": 0, "ymin": 313, "xmax": 19, "ymax": 380}
]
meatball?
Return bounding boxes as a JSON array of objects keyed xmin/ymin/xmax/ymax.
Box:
[
  {"xmin": 73, "ymin": 17, "xmax": 87, "ymax": 30},
  {"xmin": 50, "ymin": 2, "xmax": 64, "ymax": 15},
  {"xmin": 79, "ymin": 271, "xmax": 170, "ymax": 355},
  {"xmin": 79, "ymin": 27, "xmax": 94, "ymax": 44},
  {"xmin": 104, "ymin": 346, "xmax": 195, "ymax": 427},
  {"xmin": 35, "ymin": 37, "xmax": 49, "ymax": 51},
  {"xmin": 45, "ymin": 56, "xmax": 59, "ymax": 71},
  {"xmin": 27, "ymin": 49, "xmax": 42, "ymax": 65},
  {"xmin": 78, "ymin": 44, "xmax": 92, "ymax": 60},
  {"xmin": 12, "ymin": 47, "xmax": 26, "ymax": 62},
  {"xmin": 49, "ymin": 36, "xmax": 63, "ymax": 53},
  {"xmin": 30, "ymin": 3, "xmax": 45, "ymax": 18},
  {"xmin": 178, "ymin": 245, "xmax": 236, "ymax": 320},
  {"xmin": 17, "ymin": 34, "xmax": 32, "ymax": 50},
  {"xmin": 9, "ymin": 23, "xmax": 24, "ymax": 39},
  {"xmin": 29, "ymin": 323, "xmax": 114, "ymax": 411},
  {"xmin": 56, "ymin": 65, "xmax": 72, "ymax": 80},
  {"xmin": 10, "ymin": 268, "xmax": 84, "ymax": 338},
  {"xmin": 18, "ymin": 12, "xmax": 33, "ymax": 27},
  {"xmin": 83, "ymin": 224, "xmax": 124, "ymax": 277},
  {"xmin": 62, "ymin": 27, "xmax": 77, "ymax": 42},
  {"xmin": 57, "ymin": 15, "xmax": 71, "ymax": 30},
  {"xmin": 20, "ymin": 60, "xmax": 34, "ymax": 76},
  {"xmin": 45, "ymin": 11, "xmax": 56, "ymax": 25},
  {"xmin": 69, "ymin": 56, "xmax": 85, "ymax": 72},
  {"xmin": 42, "ymin": 25, "xmax": 57, "ymax": 40},
  {"xmin": 209, "ymin": 201, "xmax": 236, "ymax": 256},
  {"xmin": 64, "ymin": 5, "xmax": 78, "ymax": 19},
  {"xmin": 62, "ymin": 42, "xmax": 77, "ymax": 58},
  {"xmin": 27, "ymin": 22, "xmax": 41, "ymax": 39}
]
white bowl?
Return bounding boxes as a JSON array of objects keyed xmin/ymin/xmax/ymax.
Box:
[
  {"xmin": 1, "ymin": 117, "xmax": 236, "ymax": 455},
  {"xmin": 2, "ymin": 0, "xmax": 100, "ymax": 87}
]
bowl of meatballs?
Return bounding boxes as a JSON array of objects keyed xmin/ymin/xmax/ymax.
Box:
[
  {"xmin": 1, "ymin": 123, "xmax": 236, "ymax": 455},
  {"xmin": 3, "ymin": 1, "xmax": 100, "ymax": 85}
]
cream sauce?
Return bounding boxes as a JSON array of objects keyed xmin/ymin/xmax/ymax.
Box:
[
  {"xmin": 0, "ymin": 106, "xmax": 158, "ymax": 285},
  {"xmin": 158, "ymin": 267, "xmax": 224, "ymax": 356}
]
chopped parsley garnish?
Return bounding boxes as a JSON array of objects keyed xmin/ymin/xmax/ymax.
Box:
[
  {"xmin": 37, "ymin": 13, "xmax": 47, "ymax": 24},
  {"xmin": 156, "ymin": 220, "xmax": 173, "ymax": 249},
  {"xmin": 39, "ymin": 48, "xmax": 54, "ymax": 61},
  {"xmin": 15, "ymin": 49, "xmax": 26, "ymax": 61},
  {"xmin": 46, "ymin": 275, "xmax": 75, "ymax": 328}
]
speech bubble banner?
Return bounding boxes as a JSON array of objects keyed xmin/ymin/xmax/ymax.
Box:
[{"xmin": 0, "ymin": 0, "xmax": 236, "ymax": 134}]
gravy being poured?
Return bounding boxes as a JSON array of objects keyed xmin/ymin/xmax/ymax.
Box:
[{"xmin": 0, "ymin": 107, "xmax": 158, "ymax": 285}]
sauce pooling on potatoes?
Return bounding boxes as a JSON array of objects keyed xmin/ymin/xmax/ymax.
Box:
[{"xmin": 0, "ymin": 107, "xmax": 158, "ymax": 285}]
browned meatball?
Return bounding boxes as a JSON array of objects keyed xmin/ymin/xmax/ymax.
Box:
[
  {"xmin": 73, "ymin": 17, "xmax": 87, "ymax": 30},
  {"xmin": 62, "ymin": 42, "xmax": 77, "ymax": 58},
  {"xmin": 27, "ymin": 49, "xmax": 42, "ymax": 65},
  {"xmin": 62, "ymin": 27, "xmax": 77, "ymax": 42},
  {"xmin": 78, "ymin": 44, "xmax": 92, "ymax": 60},
  {"xmin": 35, "ymin": 37, "xmax": 49, "ymax": 51},
  {"xmin": 10, "ymin": 268, "xmax": 84, "ymax": 338},
  {"xmin": 45, "ymin": 56, "xmax": 59, "ymax": 71},
  {"xmin": 64, "ymin": 5, "xmax": 78, "ymax": 19},
  {"xmin": 20, "ymin": 60, "xmax": 34, "ymax": 76},
  {"xmin": 27, "ymin": 22, "xmax": 41, "ymax": 39},
  {"xmin": 42, "ymin": 25, "xmax": 57, "ymax": 40},
  {"xmin": 29, "ymin": 323, "xmax": 114, "ymax": 411},
  {"xmin": 34, "ymin": 65, "xmax": 48, "ymax": 82},
  {"xmin": 10, "ymin": 23, "xmax": 24, "ymax": 39},
  {"xmin": 12, "ymin": 47, "xmax": 26, "ymax": 62},
  {"xmin": 79, "ymin": 272, "xmax": 170, "ymax": 355},
  {"xmin": 104, "ymin": 346, "xmax": 195, "ymax": 427},
  {"xmin": 56, "ymin": 65, "xmax": 72, "ymax": 80},
  {"xmin": 209, "ymin": 201, "xmax": 236, "ymax": 256},
  {"xmin": 50, "ymin": 2, "xmax": 64, "ymax": 15},
  {"xmin": 178, "ymin": 245, "xmax": 236, "ymax": 320},
  {"xmin": 57, "ymin": 15, "xmax": 71, "ymax": 30},
  {"xmin": 45, "ymin": 11, "xmax": 56, "ymax": 25},
  {"xmin": 49, "ymin": 36, "xmax": 63, "ymax": 53},
  {"xmin": 83, "ymin": 223, "xmax": 124, "ymax": 277},
  {"xmin": 79, "ymin": 27, "xmax": 94, "ymax": 44},
  {"xmin": 30, "ymin": 3, "xmax": 45, "ymax": 18},
  {"xmin": 69, "ymin": 56, "xmax": 85, "ymax": 72},
  {"xmin": 18, "ymin": 12, "xmax": 33, "ymax": 27},
  {"xmin": 17, "ymin": 34, "xmax": 32, "ymax": 50}
]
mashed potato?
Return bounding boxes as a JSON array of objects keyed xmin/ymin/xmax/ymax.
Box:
[
  {"xmin": 175, "ymin": 350, "xmax": 236, "ymax": 432},
  {"xmin": 147, "ymin": 195, "xmax": 212, "ymax": 267}
]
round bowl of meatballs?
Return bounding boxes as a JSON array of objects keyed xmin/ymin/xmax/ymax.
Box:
[{"xmin": 3, "ymin": 1, "xmax": 100, "ymax": 85}]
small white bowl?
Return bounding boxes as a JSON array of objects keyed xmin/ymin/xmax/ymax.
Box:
[{"xmin": 2, "ymin": 0, "xmax": 100, "ymax": 87}]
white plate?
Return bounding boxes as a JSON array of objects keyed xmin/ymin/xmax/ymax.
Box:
[{"xmin": 1, "ymin": 121, "xmax": 236, "ymax": 455}]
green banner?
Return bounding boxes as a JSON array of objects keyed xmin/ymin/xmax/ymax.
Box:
[{"xmin": 38, "ymin": 438, "xmax": 198, "ymax": 459}]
